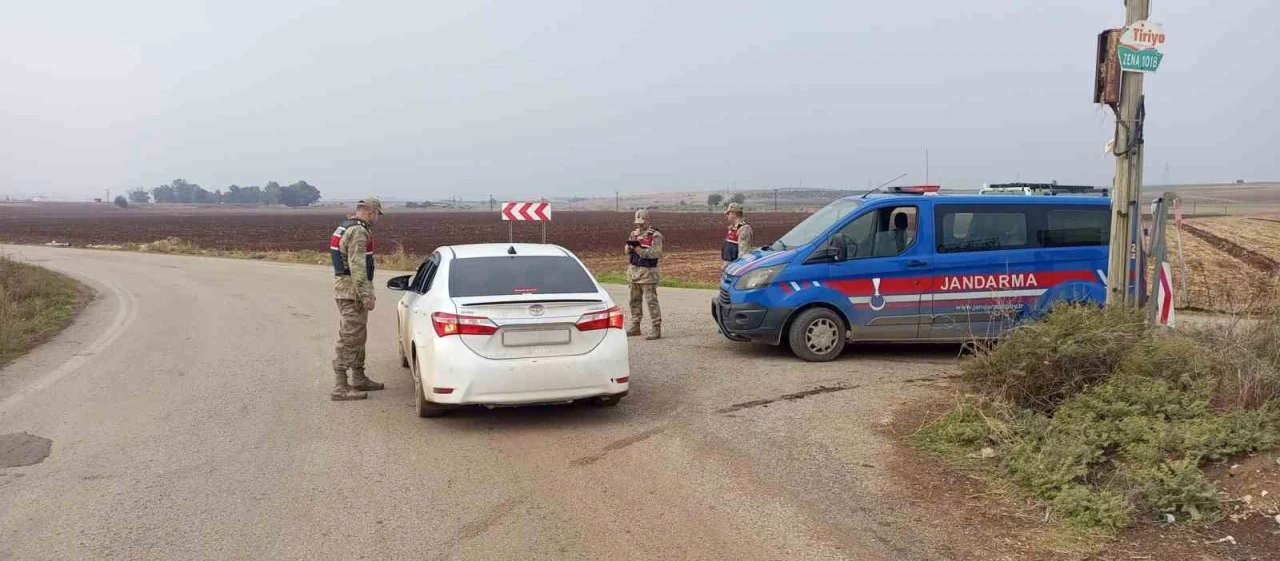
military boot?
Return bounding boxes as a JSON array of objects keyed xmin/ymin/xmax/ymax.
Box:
[
  {"xmin": 644, "ymin": 326, "xmax": 662, "ymax": 340},
  {"xmin": 350, "ymin": 368, "xmax": 384, "ymax": 391},
  {"xmin": 331, "ymin": 369, "xmax": 368, "ymax": 401},
  {"xmin": 625, "ymin": 324, "xmax": 641, "ymax": 337}
]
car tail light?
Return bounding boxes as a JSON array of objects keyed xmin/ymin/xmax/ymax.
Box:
[
  {"xmin": 615, "ymin": 377, "xmax": 629, "ymax": 384},
  {"xmin": 431, "ymin": 312, "xmax": 498, "ymax": 337},
  {"xmin": 576, "ymin": 306, "xmax": 625, "ymax": 331}
]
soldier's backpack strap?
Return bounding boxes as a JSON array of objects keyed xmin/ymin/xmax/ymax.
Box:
[{"xmin": 329, "ymin": 218, "xmax": 371, "ymax": 276}]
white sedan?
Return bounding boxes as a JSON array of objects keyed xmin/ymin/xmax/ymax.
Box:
[{"xmin": 388, "ymin": 244, "xmax": 630, "ymax": 417}]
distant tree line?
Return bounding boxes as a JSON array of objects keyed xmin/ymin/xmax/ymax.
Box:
[
  {"xmin": 705, "ymin": 193, "xmax": 745, "ymax": 210},
  {"xmin": 130, "ymin": 179, "xmax": 322, "ymax": 207}
]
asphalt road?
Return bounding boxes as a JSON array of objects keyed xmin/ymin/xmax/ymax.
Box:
[{"xmin": 0, "ymin": 246, "xmax": 960, "ymax": 560}]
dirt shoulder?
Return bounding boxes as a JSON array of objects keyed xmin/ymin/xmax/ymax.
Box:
[
  {"xmin": 886, "ymin": 394, "xmax": 1280, "ymax": 560},
  {"xmin": 0, "ymin": 255, "xmax": 92, "ymax": 367}
]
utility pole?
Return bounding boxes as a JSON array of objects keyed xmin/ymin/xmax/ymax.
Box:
[
  {"xmin": 774, "ymin": 188, "xmax": 778, "ymax": 211},
  {"xmin": 615, "ymin": 190, "xmax": 619, "ymax": 212},
  {"xmin": 1105, "ymin": 0, "xmax": 1151, "ymax": 306}
]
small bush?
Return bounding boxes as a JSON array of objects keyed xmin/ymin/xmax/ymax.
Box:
[
  {"xmin": 916, "ymin": 303, "xmax": 1280, "ymax": 531},
  {"xmin": 962, "ymin": 304, "xmax": 1146, "ymax": 411}
]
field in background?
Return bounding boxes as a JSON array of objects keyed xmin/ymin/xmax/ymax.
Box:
[
  {"xmin": 4, "ymin": 187, "xmax": 1280, "ymax": 312},
  {"xmin": 0, "ymin": 203, "xmax": 805, "ymax": 256}
]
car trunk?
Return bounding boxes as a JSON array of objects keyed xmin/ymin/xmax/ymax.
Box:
[{"xmin": 452, "ymin": 294, "xmax": 610, "ymax": 359}]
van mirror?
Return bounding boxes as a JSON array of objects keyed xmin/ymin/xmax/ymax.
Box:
[
  {"xmin": 806, "ymin": 247, "xmax": 841, "ymax": 264},
  {"xmin": 805, "ymin": 237, "xmax": 849, "ymax": 264},
  {"xmin": 387, "ymin": 275, "xmax": 412, "ymax": 291}
]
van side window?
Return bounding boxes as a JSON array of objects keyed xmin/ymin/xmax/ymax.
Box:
[
  {"xmin": 936, "ymin": 207, "xmax": 1029, "ymax": 253},
  {"xmin": 1040, "ymin": 209, "xmax": 1110, "ymax": 247},
  {"xmin": 832, "ymin": 205, "xmax": 918, "ymax": 259}
]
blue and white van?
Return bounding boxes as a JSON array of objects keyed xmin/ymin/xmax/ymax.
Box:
[{"xmin": 711, "ymin": 186, "xmax": 1111, "ymax": 361}]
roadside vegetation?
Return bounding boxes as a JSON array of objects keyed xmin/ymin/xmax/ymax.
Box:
[
  {"xmin": 914, "ymin": 298, "xmax": 1280, "ymax": 532},
  {"xmin": 0, "ymin": 256, "xmax": 91, "ymax": 367}
]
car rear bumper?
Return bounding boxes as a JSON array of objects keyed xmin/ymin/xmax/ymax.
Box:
[
  {"xmin": 424, "ymin": 332, "xmax": 630, "ymax": 405},
  {"xmin": 711, "ymin": 296, "xmax": 792, "ymax": 345}
]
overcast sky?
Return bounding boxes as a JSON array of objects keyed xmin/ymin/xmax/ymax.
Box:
[{"xmin": 2, "ymin": 0, "xmax": 1277, "ymax": 200}]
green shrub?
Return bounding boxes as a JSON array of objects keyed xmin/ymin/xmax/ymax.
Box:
[
  {"xmin": 962, "ymin": 304, "xmax": 1146, "ymax": 411},
  {"xmin": 916, "ymin": 303, "xmax": 1280, "ymax": 531}
]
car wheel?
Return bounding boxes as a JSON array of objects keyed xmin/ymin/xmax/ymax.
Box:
[
  {"xmin": 413, "ymin": 357, "xmax": 448, "ymax": 418},
  {"xmin": 787, "ymin": 308, "xmax": 846, "ymax": 362}
]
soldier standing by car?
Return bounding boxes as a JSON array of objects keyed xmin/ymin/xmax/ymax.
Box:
[
  {"xmin": 721, "ymin": 202, "xmax": 753, "ymax": 270},
  {"xmin": 329, "ymin": 196, "xmax": 385, "ymax": 401},
  {"xmin": 626, "ymin": 209, "xmax": 663, "ymax": 340}
]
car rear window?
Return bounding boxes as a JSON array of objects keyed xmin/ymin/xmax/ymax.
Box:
[{"xmin": 448, "ymin": 256, "xmax": 597, "ymax": 297}]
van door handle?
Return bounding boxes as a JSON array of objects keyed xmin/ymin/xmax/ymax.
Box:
[{"xmin": 908, "ymin": 260, "xmax": 928, "ymax": 268}]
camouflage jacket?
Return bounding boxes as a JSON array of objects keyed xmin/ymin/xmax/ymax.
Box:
[
  {"xmin": 626, "ymin": 227, "xmax": 663, "ymax": 284},
  {"xmin": 331, "ymin": 217, "xmax": 375, "ymax": 301}
]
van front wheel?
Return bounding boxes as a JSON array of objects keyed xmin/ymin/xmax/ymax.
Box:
[{"xmin": 787, "ymin": 308, "xmax": 846, "ymax": 362}]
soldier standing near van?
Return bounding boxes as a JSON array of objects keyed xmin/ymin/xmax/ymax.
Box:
[
  {"xmin": 330, "ymin": 196, "xmax": 385, "ymax": 401},
  {"xmin": 626, "ymin": 209, "xmax": 663, "ymax": 340},
  {"xmin": 721, "ymin": 202, "xmax": 753, "ymax": 270}
]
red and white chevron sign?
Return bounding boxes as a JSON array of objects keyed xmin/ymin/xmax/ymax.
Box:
[{"xmin": 501, "ymin": 202, "xmax": 552, "ymax": 221}]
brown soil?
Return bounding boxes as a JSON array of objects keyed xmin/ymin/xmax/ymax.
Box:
[
  {"xmin": 1181, "ymin": 223, "xmax": 1279, "ymax": 274},
  {"xmin": 0, "ymin": 203, "xmax": 804, "ymax": 257},
  {"xmin": 885, "ymin": 395, "xmax": 1280, "ymax": 560}
]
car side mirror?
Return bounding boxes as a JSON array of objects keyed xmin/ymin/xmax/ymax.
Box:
[{"xmin": 387, "ymin": 275, "xmax": 412, "ymax": 291}]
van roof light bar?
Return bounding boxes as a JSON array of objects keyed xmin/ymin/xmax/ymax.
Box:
[{"xmin": 889, "ymin": 185, "xmax": 941, "ymax": 195}]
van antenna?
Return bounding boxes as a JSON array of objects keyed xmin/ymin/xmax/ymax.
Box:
[
  {"xmin": 860, "ymin": 173, "xmax": 908, "ymax": 199},
  {"xmin": 507, "ymin": 245, "xmax": 517, "ymax": 255}
]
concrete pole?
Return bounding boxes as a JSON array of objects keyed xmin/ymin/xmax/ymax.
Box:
[{"xmin": 1105, "ymin": 0, "xmax": 1150, "ymax": 306}]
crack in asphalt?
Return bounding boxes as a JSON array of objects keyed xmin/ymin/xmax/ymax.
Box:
[
  {"xmin": 714, "ymin": 384, "xmax": 857, "ymax": 414},
  {"xmin": 570, "ymin": 426, "xmax": 667, "ymax": 466}
]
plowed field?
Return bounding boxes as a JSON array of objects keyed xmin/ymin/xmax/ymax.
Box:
[
  {"xmin": 5, "ymin": 203, "xmax": 1279, "ymax": 312},
  {"xmin": 0, "ymin": 203, "xmax": 804, "ymax": 257}
]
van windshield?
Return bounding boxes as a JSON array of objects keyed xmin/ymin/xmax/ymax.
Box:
[{"xmin": 769, "ymin": 199, "xmax": 862, "ymax": 250}]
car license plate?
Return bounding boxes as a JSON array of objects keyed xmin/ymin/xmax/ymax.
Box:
[{"xmin": 502, "ymin": 328, "xmax": 571, "ymax": 347}]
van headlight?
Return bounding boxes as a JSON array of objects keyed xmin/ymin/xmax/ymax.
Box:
[{"xmin": 735, "ymin": 265, "xmax": 785, "ymax": 291}]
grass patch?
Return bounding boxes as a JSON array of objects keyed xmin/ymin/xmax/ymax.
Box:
[
  {"xmin": 593, "ymin": 271, "xmax": 718, "ymax": 289},
  {"xmin": 0, "ymin": 255, "xmax": 91, "ymax": 367},
  {"xmin": 914, "ymin": 301, "xmax": 1280, "ymax": 532}
]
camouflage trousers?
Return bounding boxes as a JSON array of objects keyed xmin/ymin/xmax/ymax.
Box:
[
  {"xmin": 628, "ymin": 282, "xmax": 661, "ymax": 330},
  {"xmin": 332, "ymin": 299, "xmax": 368, "ymax": 372}
]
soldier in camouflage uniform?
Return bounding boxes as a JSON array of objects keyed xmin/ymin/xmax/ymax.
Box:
[
  {"xmin": 721, "ymin": 202, "xmax": 754, "ymax": 270},
  {"xmin": 329, "ymin": 196, "xmax": 385, "ymax": 401},
  {"xmin": 626, "ymin": 209, "xmax": 663, "ymax": 340}
]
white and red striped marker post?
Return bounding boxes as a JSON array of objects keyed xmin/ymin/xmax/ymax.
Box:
[
  {"xmin": 1155, "ymin": 261, "xmax": 1175, "ymax": 327},
  {"xmin": 501, "ymin": 202, "xmax": 552, "ymax": 243}
]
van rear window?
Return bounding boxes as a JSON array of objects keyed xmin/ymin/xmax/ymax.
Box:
[
  {"xmin": 448, "ymin": 256, "xmax": 597, "ymax": 297},
  {"xmin": 1041, "ymin": 209, "xmax": 1110, "ymax": 247},
  {"xmin": 934, "ymin": 204, "xmax": 1111, "ymax": 253}
]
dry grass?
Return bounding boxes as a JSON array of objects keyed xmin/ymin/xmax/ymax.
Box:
[
  {"xmin": 578, "ymin": 250, "xmax": 723, "ymax": 287},
  {"xmin": 0, "ymin": 255, "xmax": 91, "ymax": 367},
  {"xmin": 1188, "ymin": 217, "xmax": 1280, "ymax": 264}
]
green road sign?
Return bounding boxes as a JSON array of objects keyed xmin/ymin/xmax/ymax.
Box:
[{"xmin": 1118, "ymin": 20, "xmax": 1166, "ymax": 74}]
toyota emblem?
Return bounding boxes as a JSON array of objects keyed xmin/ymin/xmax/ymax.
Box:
[{"xmin": 527, "ymin": 304, "xmax": 546, "ymax": 317}]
